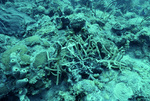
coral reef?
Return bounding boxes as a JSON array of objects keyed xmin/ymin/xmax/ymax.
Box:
[{"xmin": 0, "ymin": 0, "xmax": 150, "ymax": 101}]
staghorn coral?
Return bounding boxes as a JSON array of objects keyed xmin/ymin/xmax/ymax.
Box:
[
  {"xmin": 44, "ymin": 33, "xmax": 128, "ymax": 86},
  {"xmin": 96, "ymin": 46, "xmax": 127, "ymax": 70}
]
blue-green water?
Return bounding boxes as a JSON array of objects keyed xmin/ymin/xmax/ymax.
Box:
[{"xmin": 0, "ymin": 0, "xmax": 150, "ymax": 101}]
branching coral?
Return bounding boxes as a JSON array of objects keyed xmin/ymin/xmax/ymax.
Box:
[
  {"xmin": 96, "ymin": 46, "xmax": 126, "ymax": 70},
  {"xmin": 46, "ymin": 33, "xmax": 127, "ymax": 85}
]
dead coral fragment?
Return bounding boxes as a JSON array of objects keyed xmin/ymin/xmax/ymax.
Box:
[{"xmin": 96, "ymin": 46, "xmax": 126, "ymax": 70}]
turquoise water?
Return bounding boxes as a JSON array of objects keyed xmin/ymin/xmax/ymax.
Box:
[{"xmin": 0, "ymin": 0, "xmax": 150, "ymax": 101}]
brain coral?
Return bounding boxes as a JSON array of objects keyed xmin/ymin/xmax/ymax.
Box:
[{"xmin": 114, "ymin": 82, "xmax": 133, "ymax": 101}]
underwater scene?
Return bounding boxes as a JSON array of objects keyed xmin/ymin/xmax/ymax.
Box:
[{"xmin": 0, "ymin": 0, "xmax": 150, "ymax": 101}]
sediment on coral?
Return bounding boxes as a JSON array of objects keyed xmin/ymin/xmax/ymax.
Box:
[{"xmin": 0, "ymin": 0, "xmax": 150, "ymax": 101}]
